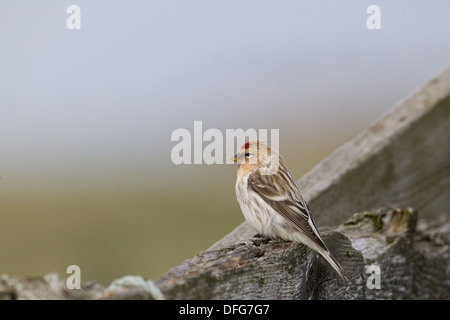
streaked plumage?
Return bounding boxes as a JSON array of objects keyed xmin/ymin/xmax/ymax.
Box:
[{"xmin": 234, "ymin": 140, "xmax": 350, "ymax": 283}]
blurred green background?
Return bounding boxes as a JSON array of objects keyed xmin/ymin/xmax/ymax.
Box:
[{"xmin": 1, "ymin": 1, "xmax": 450, "ymax": 285}]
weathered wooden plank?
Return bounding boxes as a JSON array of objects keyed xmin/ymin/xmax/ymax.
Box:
[
  {"xmin": 155, "ymin": 208, "xmax": 449, "ymax": 299},
  {"xmin": 1, "ymin": 208, "xmax": 448, "ymax": 299}
]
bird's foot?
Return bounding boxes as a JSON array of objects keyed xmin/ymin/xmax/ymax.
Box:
[{"xmin": 250, "ymin": 233, "xmax": 270, "ymax": 246}]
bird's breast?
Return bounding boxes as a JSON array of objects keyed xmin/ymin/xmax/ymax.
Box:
[{"xmin": 235, "ymin": 175, "xmax": 278, "ymax": 237}]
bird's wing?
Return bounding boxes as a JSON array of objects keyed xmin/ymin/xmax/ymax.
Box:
[{"xmin": 247, "ymin": 171, "xmax": 326, "ymax": 249}]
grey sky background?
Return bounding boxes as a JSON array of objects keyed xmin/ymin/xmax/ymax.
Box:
[
  {"xmin": 1, "ymin": 1, "xmax": 449, "ymax": 188},
  {"xmin": 1, "ymin": 1, "xmax": 450, "ymax": 282}
]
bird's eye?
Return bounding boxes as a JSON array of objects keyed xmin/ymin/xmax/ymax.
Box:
[{"xmin": 245, "ymin": 153, "xmax": 251, "ymax": 157}]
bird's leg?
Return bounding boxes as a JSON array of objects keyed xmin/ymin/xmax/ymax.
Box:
[{"xmin": 270, "ymin": 236, "xmax": 290, "ymax": 244}]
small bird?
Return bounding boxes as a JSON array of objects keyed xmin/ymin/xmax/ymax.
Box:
[{"xmin": 234, "ymin": 140, "xmax": 350, "ymax": 283}]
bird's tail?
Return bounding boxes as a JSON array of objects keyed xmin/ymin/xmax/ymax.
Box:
[{"xmin": 318, "ymin": 249, "xmax": 352, "ymax": 284}]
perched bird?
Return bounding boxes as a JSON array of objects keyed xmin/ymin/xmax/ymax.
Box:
[{"xmin": 234, "ymin": 140, "xmax": 350, "ymax": 283}]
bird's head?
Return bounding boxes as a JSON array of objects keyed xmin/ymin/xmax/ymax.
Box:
[{"xmin": 233, "ymin": 140, "xmax": 279, "ymax": 175}]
